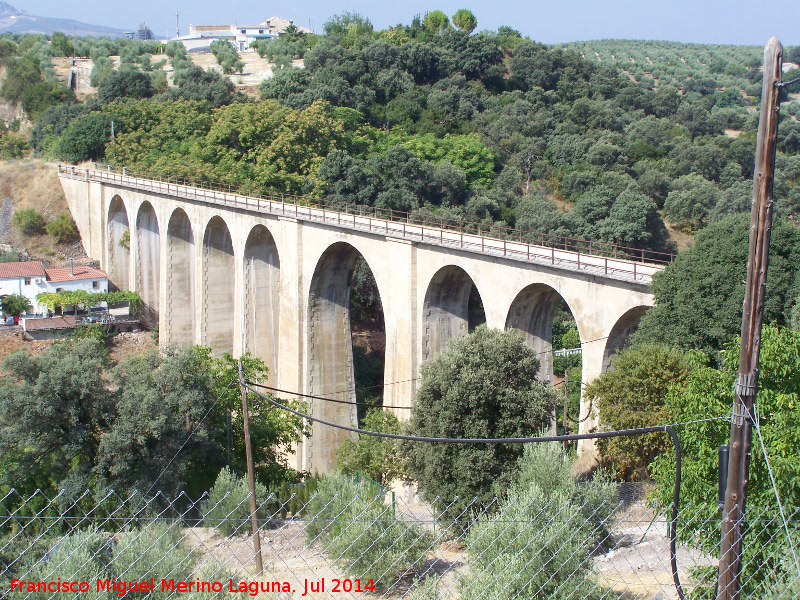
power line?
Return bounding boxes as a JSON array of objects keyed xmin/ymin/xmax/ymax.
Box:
[
  {"xmin": 242, "ymin": 378, "xmax": 687, "ymax": 600},
  {"xmin": 247, "ymin": 381, "xmax": 412, "ymax": 410}
]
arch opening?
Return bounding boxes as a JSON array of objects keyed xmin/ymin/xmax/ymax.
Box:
[
  {"xmin": 422, "ymin": 265, "xmax": 486, "ymax": 362},
  {"xmin": 602, "ymin": 306, "xmax": 649, "ymax": 372},
  {"xmin": 107, "ymin": 196, "xmax": 130, "ymax": 291},
  {"xmin": 135, "ymin": 202, "xmax": 160, "ymax": 326},
  {"xmin": 505, "ymin": 284, "xmax": 579, "ymax": 385},
  {"xmin": 166, "ymin": 209, "xmax": 195, "ymax": 346},
  {"xmin": 202, "ymin": 216, "xmax": 235, "ymax": 355},
  {"xmin": 307, "ymin": 243, "xmax": 386, "ymax": 474},
  {"xmin": 243, "ymin": 225, "xmax": 280, "ymax": 382}
]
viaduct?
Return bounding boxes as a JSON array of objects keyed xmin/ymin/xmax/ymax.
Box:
[{"xmin": 58, "ymin": 166, "xmax": 668, "ymax": 474}]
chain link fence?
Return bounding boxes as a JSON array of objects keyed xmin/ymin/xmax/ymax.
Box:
[{"xmin": 1, "ymin": 480, "xmax": 798, "ymax": 599}]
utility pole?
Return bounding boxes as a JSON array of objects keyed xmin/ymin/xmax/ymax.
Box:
[
  {"xmin": 716, "ymin": 37, "xmax": 783, "ymax": 600},
  {"xmin": 239, "ymin": 359, "xmax": 264, "ymax": 574},
  {"xmin": 562, "ymin": 370, "xmax": 569, "ymax": 450}
]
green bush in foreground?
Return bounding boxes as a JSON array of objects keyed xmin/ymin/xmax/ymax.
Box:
[
  {"xmin": 461, "ymin": 442, "xmax": 617, "ymax": 600},
  {"xmin": 305, "ymin": 474, "xmax": 431, "ymax": 588},
  {"xmin": 202, "ymin": 467, "xmax": 268, "ymax": 537},
  {"xmin": 9, "ymin": 522, "xmax": 200, "ymax": 600}
]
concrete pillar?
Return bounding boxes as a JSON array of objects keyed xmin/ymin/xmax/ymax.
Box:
[{"xmin": 382, "ymin": 239, "xmax": 418, "ymax": 417}]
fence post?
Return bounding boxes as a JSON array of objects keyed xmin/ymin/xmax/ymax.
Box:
[{"xmin": 239, "ymin": 359, "xmax": 263, "ymax": 574}]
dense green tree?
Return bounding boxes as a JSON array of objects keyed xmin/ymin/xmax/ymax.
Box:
[
  {"xmin": 97, "ymin": 68, "xmax": 154, "ymax": 103},
  {"xmin": 586, "ymin": 345, "xmax": 695, "ymax": 480},
  {"xmin": 423, "ymin": 10, "xmax": 450, "ymax": 34},
  {"xmin": 0, "ymin": 339, "xmax": 114, "ymax": 495},
  {"xmin": 451, "ymin": 9, "xmax": 477, "ymax": 33},
  {"xmin": 404, "ymin": 326, "xmax": 558, "ymax": 510},
  {"xmin": 170, "ymin": 64, "xmax": 238, "ymax": 107},
  {"xmin": 663, "ymin": 174, "xmax": 722, "ymax": 230},
  {"xmin": 651, "ymin": 325, "xmax": 800, "ymax": 596},
  {"xmin": 207, "ymin": 352, "xmax": 307, "ymax": 486},
  {"xmin": 96, "ymin": 346, "xmax": 221, "ymax": 497},
  {"xmin": 54, "ymin": 112, "xmax": 111, "ymax": 162},
  {"xmin": 634, "ymin": 214, "xmax": 800, "ymax": 358}
]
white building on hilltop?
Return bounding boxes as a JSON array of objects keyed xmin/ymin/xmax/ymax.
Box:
[{"xmin": 175, "ymin": 17, "xmax": 313, "ymax": 52}]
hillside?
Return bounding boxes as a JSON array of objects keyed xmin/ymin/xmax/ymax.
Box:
[
  {"xmin": 0, "ymin": 160, "xmax": 86, "ymax": 264},
  {"xmin": 0, "ymin": 2, "xmax": 126, "ymax": 37}
]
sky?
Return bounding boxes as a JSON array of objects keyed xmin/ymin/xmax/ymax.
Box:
[{"xmin": 17, "ymin": 0, "xmax": 800, "ymax": 46}]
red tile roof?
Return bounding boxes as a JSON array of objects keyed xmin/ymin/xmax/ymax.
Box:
[
  {"xmin": 0, "ymin": 261, "xmax": 46, "ymax": 279},
  {"xmin": 44, "ymin": 266, "xmax": 108, "ymax": 283}
]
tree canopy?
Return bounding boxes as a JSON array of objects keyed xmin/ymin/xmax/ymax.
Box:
[
  {"xmin": 404, "ymin": 326, "xmax": 558, "ymax": 509},
  {"xmin": 634, "ymin": 213, "xmax": 800, "ymax": 359}
]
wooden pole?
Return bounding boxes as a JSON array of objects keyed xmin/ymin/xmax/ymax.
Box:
[
  {"xmin": 239, "ymin": 358, "xmax": 264, "ymax": 574},
  {"xmin": 716, "ymin": 37, "xmax": 782, "ymax": 600},
  {"xmin": 562, "ymin": 370, "xmax": 569, "ymax": 451}
]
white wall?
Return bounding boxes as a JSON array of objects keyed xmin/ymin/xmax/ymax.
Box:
[{"xmin": 0, "ymin": 276, "xmax": 48, "ymax": 314}]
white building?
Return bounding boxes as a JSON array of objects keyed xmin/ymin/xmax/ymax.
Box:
[
  {"xmin": 0, "ymin": 261, "xmax": 108, "ymax": 315},
  {"xmin": 175, "ymin": 17, "xmax": 312, "ymax": 52}
]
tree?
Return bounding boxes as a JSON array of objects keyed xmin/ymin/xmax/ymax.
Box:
[
  {"xmin": 207, "ymin": 352, "xmax": 308, "ymax": 486},
  {"xmin": 335, "ymin": 409, "xmax": 404, "ymax": 486},
  {"xmin": 54, "ymin": 112, "xmax": 111, "ymax": 163},
  {"xmin": 0, "ymin": 339, "xmax": 114, "ymax": 496},
  {"xmin": 423, "ymin": 11, "xmax": 450, "ymax": 34},
  {"xmin": 1, "ymin": 294, "xmax": 31, "ymax": 317},
  {"xmin": 651, "ymin": 325, "xmax": 800, "ymax": 596},
  {"xmin": 585, "ymin": 344, "xmax": 695, "ymax": 480},
  {"xmin": 96, "ymin": 345, "xmax": 222, "ymax": 497},
  {"xmin": 452, "ymin": 9, "xmax": 478, "ymax": 33},
  {"xmin": 97, "ymin": 69, "xmax": 154, "ymax": 104},
  {"xmin": 404, "ymin": 326, "xmax": 558, "ymax": 510},
  {"xmin": 634, "ymin": 214, "xmax": 800, "ymax": 359}
]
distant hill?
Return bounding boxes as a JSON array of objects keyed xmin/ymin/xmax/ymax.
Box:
[{"xmin": 0, "ymin": 2, "xmax": 126, "ymax": 37}]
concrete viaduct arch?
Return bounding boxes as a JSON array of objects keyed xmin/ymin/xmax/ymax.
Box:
[{"xmin": 60, "ymin": 168, "xmax": 661, "ymax": 473}]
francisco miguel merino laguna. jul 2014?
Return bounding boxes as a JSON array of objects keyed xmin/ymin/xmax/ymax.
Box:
[{"xmin": 8, "ymin": 577, "xmax": 378, "ymax": 596}]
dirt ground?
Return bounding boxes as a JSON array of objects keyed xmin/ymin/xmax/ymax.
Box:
[
  {"xmin": 176, "ymin": 497, "xmax": 708, "ymax": 600},
  {"xmin": 0, "ymin": 328, "xmax": 156, "ymax": 375}
]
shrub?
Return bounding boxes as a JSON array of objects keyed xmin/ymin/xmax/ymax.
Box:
[
  {"xmin": 0, "ymin": 133, "xmax": 29, "ymax": 159},
  {"xmin": 202, "ymin": 467, "xmax": 269, "ymax": 537},
  {"xmin": 305, "ymin": 474, "xmax": 431, "ymax": 588},
  {"xmin": 46, "ymin": 211, "xmax": 80, "ymax": 244},
  {"xmin": 0, "ymin": 250, "xmax": 19, "ymax": 263},
  {"xmin": 12, "ymin": 208, "xmax": 46, "ymax": 235},
  {"xmin": 461, "ymin": 442, "xmax": 616, "ymax": 600},
  {"xmin": 334, "ymin": 408, "xmax": 405, "ymax": 486},
  {"xmin": 10, "ymin": 522, "xmax": 200, "ymax": 600}
]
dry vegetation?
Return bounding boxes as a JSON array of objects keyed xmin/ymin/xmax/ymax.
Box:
[{"xmin": 0, "ymin": 159, "xmax": 83, "ymax": 262}]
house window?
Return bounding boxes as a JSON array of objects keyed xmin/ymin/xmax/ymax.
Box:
[
  {"xmin": 24, "ymin": 278, "xmax": 31, "ymax": 285},
  {"xmin": 92, "ymin": 281, "xmax": 99, "ymax": 289},
  {"xmin": 259, "ymin": 29, "xmax": 263, "ymax": 33},
  {"xmin": 56, "ymin": 288, "xmax": 62, "ymax": 293},
  {"xmin": 241, "ymin": 29, "xmax": 246, "ymax": 33}
]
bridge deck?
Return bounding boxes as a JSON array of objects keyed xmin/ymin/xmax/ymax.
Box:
[{"xmin": 59, "ymin": 166, "xmax": 667, "ymax": 284}]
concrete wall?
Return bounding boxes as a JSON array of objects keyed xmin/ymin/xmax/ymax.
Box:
[{"xmin": 60, "ymin": 175, "xmax": 657, "ymax": 472}]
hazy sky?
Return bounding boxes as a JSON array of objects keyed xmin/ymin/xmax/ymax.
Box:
[{"xmin": 18, "ymin": 0, "xmax": 800, "ymax": 46}]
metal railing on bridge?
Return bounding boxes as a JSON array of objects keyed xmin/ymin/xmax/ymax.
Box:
[{"xmin": 59, "ymin": 164, "xmax": 673, "ymax": 283}]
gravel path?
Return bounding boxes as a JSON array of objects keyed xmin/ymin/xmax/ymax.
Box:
[{"xmin": 0, "ymin": 197, "xmax": 13, "ymax": 244}]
